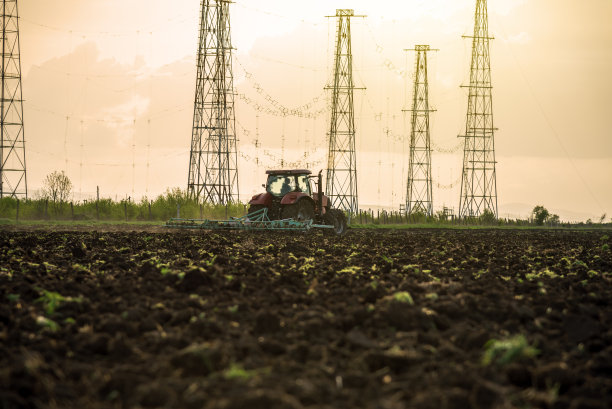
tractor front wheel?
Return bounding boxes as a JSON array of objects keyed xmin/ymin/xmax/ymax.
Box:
[
  {"xmin": 324, "ymin": 209, "xmax": 348, "ymax": 235},
  {"xmin": 281, "ymin": 200, "xmax": 314, "ymax": 222}
]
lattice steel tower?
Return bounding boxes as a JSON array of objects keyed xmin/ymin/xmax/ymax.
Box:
[
  {"xmin": 405, "ymin": 45, "xmax": 436, "ymax": 216},
  {"xmin": 459, "ymin": 0, "xmax": 498, "ymax": 218},
  {"xmin": 188, "ymin": 0, "xmax": 238, "ymax": 204},
  {"xmin": 0, "ymin": 0, "xmax": 27, "ymax": 198},
  {"xmin": 326, "ymin": 9, "xmax": 363, "ymax": 214}
]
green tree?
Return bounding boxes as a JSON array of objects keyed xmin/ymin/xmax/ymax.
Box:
[
  {"xmin": 548, "ymin": 214, "xmax": 560, "ymax": 226},
  {"xmin": 532, "ymin": 205, "xmax": 550, "ymax": 226},
  {"xmin": 479, "ymin": 209, "xmax": 497, "ymax": 225},
  {"xmin": 42, "ymin": 171, "xmax": 72, "ymax": 204}
]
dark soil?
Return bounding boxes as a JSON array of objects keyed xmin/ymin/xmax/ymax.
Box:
[{"xmin": 1, "ymin": 227, "xmax": 611, "ymax": 409}]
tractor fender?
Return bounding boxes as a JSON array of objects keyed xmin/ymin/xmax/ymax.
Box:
[
  {"xmin": 280, "ymin": 192, "xmax": 312, "ymax": 206},
  {"xmin": 249, "ymin": 192, "xmax": 273, "ymax": 206}
]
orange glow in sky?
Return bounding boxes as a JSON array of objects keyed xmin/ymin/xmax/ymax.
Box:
[{"xmin": 17, "ymin": 0, "xmax": 612, "ymax": 221}]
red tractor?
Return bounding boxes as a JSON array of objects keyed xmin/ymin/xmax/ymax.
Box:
[{"xmin": 248, "ymin": 169, "xmax": 347, "ymax": 235}]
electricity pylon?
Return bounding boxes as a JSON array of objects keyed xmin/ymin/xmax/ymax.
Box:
[
  {"xmin": 459, "ymin": 0, "xmax": 498, "ymax": 218},
  {"xmin": 188, "ymin": 0, "xmax": 239, "ymax": 204},
  {"xmin": 326, "ymin": 9, "xmax": 364, "ymax": 215},
  {"xmin": 0, "ymin": 0, "xmax": 27, "ymax": 198},
  {"xmin": 405, "ymin": 45, "xmax": 436, "ymax": 217}
]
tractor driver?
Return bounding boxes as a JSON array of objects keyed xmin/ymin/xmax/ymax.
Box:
[{"xmin": 280, "ymin": 176, "xmax": 294, "ymax": 195}]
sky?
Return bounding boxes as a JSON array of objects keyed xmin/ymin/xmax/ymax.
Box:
[{"xmin": 15, "ymin": 0, "xmax": 612, "ymax": 221}]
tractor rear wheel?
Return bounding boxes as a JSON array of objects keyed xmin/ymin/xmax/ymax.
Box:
[
  {"xmin": 324, "ymin": 209, "xmax": 348, "ymax": 235},
  {"xmin": 281, "ymin": 200, "xmax": 314, "ymax": 222}
]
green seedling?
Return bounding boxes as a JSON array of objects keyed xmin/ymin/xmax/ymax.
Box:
[
  {"xmin": 401, "ymin": 264, "xmax": 420, "ymax": 274},
  {"xmin": 204, "ymin": 255, "xmax": 217, "ymax": 267},
  {"xmin": 35, "ymin": 289, "xmax": 83, "ymax": 315},
  {"xmin": 381, "ymin": 255, "xmax": 393, "ymax": 265},
  {"xmin": 338, "ymin": 266, "xmax": 361, "ymax": 275},
  {"xmin": 587, "ymin": 270, "xmax": 599, "ymax": 278},
  {"xmin": 346, "ymin": 251, "xmax": 360, "ymax": 263},
  {"xmin": 6, "ymin": 293, "xmax": 20, "ymax": 302},
  {"xmin": 298, "ymin": 257, "xmax": 315, "ymax": 274},
  {"xmin": 36, "ymin": 290, "xmax": 68, "ymax": 315},
  {"xmin": 223, "ymin": 364, "xmax": 269, "ymax": 381},
  {"xmin": 160, "ymin": 268, "xmax": 186, "ymax": 281},
  {"xmin": 72, "ymin": 263, "xmax": 91, "ymax": 274},
  {"xmin": 572, "ymin": 260, "xmax": 588, "ymax": 270},
  {"xmin": 425, "ymin": 292, "xmax": 438, "ymax": 301},
  {"xmin": 223, "ymin": 364, "xmax": 255, "ymax": 381},
  {"xmin": 0, "ymin": 267, "xmax": 12, "ymax": 279},
  {"xmin": 482, "ymin": 334, "xmax": 539, "ymax": 366},
  {"xmin": 36, "ymin": 316, "xmax": 60, "ymax": 331},
  {"xmin": 541, "ymin": 268, "xmax": 559, "ymax": 279},
  {"xmin": 392, "ymin": 291, "xmax": 414, "ymax": 305}
]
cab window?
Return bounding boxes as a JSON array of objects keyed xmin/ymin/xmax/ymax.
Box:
[
  {"xmin": 267, "ymin": 175, "xmax": 296, "ymax": 196},
  {"xmin": 297, "ymin": 175, "xmax": 310, "ymax": 194}
]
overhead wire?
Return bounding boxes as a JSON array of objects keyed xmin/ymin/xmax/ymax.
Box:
[
  {"xmin": 20, "ymin": 13, "xmax": 192, "ymax": 37},
  {"xmin": 492, "ymin": 13, "xmax": 605, "ymax": 214}
]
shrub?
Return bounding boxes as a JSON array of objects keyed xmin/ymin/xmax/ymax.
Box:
[{"xmin": 482, "ymin": 334, "xmax": 539, "ymax": 366}]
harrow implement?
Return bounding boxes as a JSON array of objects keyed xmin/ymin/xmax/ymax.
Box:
[{"xmin": 166, "ymin": 207, "xmax": 333, "ymax": 232}]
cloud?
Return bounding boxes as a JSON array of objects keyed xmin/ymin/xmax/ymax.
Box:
[
  {"xmin": 23, "ymin": 41, "xmax": 195, "ymax": 196},
  {"xmin": 491, "ymin": 0, "xmax": 528, "ymax": 16},
  {"xmin": 505, "ymin": 31, "xmax": 531, "ymax": 44}
]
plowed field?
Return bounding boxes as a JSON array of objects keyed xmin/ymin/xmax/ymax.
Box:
[{"xmin": 1, "ymin": 228, "xmax": 611, "ymax": 409}]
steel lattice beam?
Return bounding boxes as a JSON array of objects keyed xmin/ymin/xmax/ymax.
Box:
[
  {"xmin": 0, "ymin": 0, "xmax": 27, "ymax": 199},
  {"xmin": 458, "ymin": 0, "xmax": 498, "ymax": 218},
  {"xmin": 188, "ymin": 0, "xmax": 239, "ymax": 205},
  {"xmin": 405, "ymin": 45, "xmax": 436, "ymax": 217},
  {"xmin": 326, "ymin": 9, "xmax": 363, "ymax": 215}
]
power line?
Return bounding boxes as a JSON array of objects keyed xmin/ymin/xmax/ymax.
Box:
[
  {"xmin": 491, "ymin": 13, "xmax": 605, "ymax": 214},
  {"xmin": 20, "ymin": 14, "xmax": 191, "ymax": 37}
]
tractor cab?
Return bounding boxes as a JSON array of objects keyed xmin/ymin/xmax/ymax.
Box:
[
  {"xmin": 265, "ymin": 170, "xmax": 312, "ymax": 198},
  {"xmin": 249, "ymin": 169, "xmax": 318, "ymax": 220}
]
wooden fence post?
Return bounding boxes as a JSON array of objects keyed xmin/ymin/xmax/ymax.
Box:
[
  {"xmin": 124, "ymin": 201, "xmax": 128, "ymax": 222},
  {"xmin": 96, "ymin": 186, "xmax": 100, "ymax": 220},
  {"xmin": 71, "ymin": 202, "xmax": 74, "ymax": 220}
]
